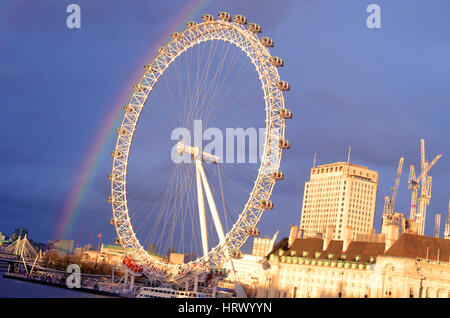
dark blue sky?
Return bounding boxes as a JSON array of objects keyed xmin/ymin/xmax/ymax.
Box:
[{"xmin": 1, "ymin": 0, "xmax": 449, "ymax": 248}]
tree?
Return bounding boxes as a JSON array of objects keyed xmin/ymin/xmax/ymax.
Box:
[{"xmin": 166, "ymin": 247, "xmax": 176, "ymax": 258}]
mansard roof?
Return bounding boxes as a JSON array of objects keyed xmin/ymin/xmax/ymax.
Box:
[
  {"xmin": 269, "ymin": 233, "xmax": 450, "ymax": 263},
  {"xmin": 385, "ymin": 233, "xmax": 450, "ymax": 262}
]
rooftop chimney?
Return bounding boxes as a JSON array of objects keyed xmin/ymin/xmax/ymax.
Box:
[
  {"xmin": 406, "ymin": 218, "xmax": 418, "ymax": 234},
  {"xmin": 288, "ymin": 225, "xmax": 298, "ymax": 248},
  {"xmin": 342, "ymin": 227, "xmax": 353, "ymax": 252},
  {"xmin": 385, "ymin": 223, "xmax": 400, "ymax": 251},
  {"xmin": 323, "ymin": 226, "xmax": 334, "ymax": 251}
]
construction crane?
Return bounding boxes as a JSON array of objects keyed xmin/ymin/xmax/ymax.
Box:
[
  {"xmin": 444, "ymin": 199, "xmax": 450, "ymax": 240},
  {"xmin": 434, "ymin": 214, "xmax": 441, "ymax": 238},
  {"xmin": 408, "ymin": 165, "xmax": 419, "ymax": 220},
  {"xmin": 383, "ymin": 157, "xmax": 404, "ymax": 216},
  {"xmin": 408, "ymin": 139, "xmax": 442, "ymax": 235}
]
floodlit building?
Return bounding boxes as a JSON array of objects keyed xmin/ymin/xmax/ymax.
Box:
[
  {"xmin": 373, "ymin": 234, "xmax": 450, "ymax": 298},
  {"xmin": 77, "ymin": 243, "xmax": 167, "ymax": 265},
  {"xmin": 254, "ymin": 232, "xmax": 450, "ymax": 298},
  {"xmin": 381, "ymin": 212, "xmax": 407, "ymax": 236},
  {"xmin": 299, "ymin": 162, "xmax": 378, "ymax": 240},
  {"xmin": 221, "ymin": 235, "xmax": 279, "ymax": 297},
  {"xmin": 80, "ymin": 244, "xmax": 128, "ymax": 265},
  {"xmin": 355, "ymin": 228, "xmax": 385, "ymax": 243},
  {"xmin": 222, "ymin": 254, "xmax": 266, "ymax": 297},
  {"xmin": 73, "ymin": 244, "xmax": 93, "ymax": 257},
  {"xmin": 0, "ymin": 232, "xmax": 7, "ymax": 243},
  {"xmin": 48, "ymin": 239, "xmax": 74, "ymax": 257},
  {"xmin": 252, "ymin": 234, "xmax": 278, "ymax": 257}
]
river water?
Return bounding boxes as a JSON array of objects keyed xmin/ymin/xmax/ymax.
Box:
[{"xmin": 0, "ymin": 270, "xmax": 111, "ymax": 298}]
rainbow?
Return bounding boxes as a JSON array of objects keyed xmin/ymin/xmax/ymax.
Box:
[{"xmin": 56, "ymin": 0, "xmax": 212, "ymax": 240}]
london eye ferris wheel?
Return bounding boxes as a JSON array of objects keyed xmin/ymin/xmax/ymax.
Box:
[{"xmin": 109, "ymin": 12, "xmax": 292, "ymax": 281}]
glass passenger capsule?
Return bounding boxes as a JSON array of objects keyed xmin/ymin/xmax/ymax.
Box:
[
  {"xmin": 171, "ymin": 32, "xmax": 182, "ymax": 40},
  {"xmin": 116, "ymin": 127, "xmax": 129, "ymax": 135},
  {"xmin": 259, "ymin": 199, "xmax": 274, "ymax": 210},
  {"xmin": 260, "ymin": 37, "xmax": 274, "ymax": 48},
  {"xmin": 277, "ymin": 108, "xmax": 292, "ymax": 119},
  {"xmin": 245, "ymin": 226, "xmax": 260, "ymax": 236},
  {"xmin": 186, "ymin": 20, "xmax": 197, "ymax": 28},
  {"xmin": 133, "ymin": 84, "xmax": 147, "ymax": 93},
  {"xmin": 269, "ymin": 56, "xmax": 283, "ymax": 67},
  {"xmin": 270, "ymin": 171, "xmax": 284, "ymax": 180},
  {"xmin": 218, "ymin": 11, "xmax": 231, "ymax": 21},
  {"xmin": 248, "ymin": 23, "xmax": 261, "ymax": 33},
  {"xmin": 111, "ymin": 150, "xmax": 123, "ymax": 158},
  {"xmin": 275, "ymin": 80, "xmax": 290, "ymax": 91},
  {"xmin": 233, "ymin": 15, "xmax": 247, "ymax": 25},
  {"xmin": 202, "ymin": 14, "xmax": 214, "ymax": 22},
  {"xmin": 144, "ymin": 64, "xmax": 157, "ymax": 72},
  {"xmin": 211, "ymin": 267, "xmax": 227, "ymax": 276},
  {"xmin": 157, "ymin": 46, "xmax": 170, "ymax": 56},
  {"xmin": 123, "ymin": 105, "xmax": 136, "ymax": 114},
  {"xmin": 278, "ymin": 138, "xmax": 291, "ymax": 149},
  {"xmin": 229, "ymin": 249, "xmax": 243, "ymax": 259}
]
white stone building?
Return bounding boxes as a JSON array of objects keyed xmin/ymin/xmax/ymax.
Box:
[
  {"xmin": 253, "ymin": 232, "xmax": 450, "ymax": 298},
  {"xmin": 300, "ymin": 162, "xmax": 378, "ymax": 240}
]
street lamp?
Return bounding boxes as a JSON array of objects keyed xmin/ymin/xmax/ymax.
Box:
[{"xmin": 339, "ymin": 271, "xmax": 344, "ymax": 298}]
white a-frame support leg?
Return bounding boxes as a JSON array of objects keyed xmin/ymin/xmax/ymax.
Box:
[
  {"xmin": 196, "ymin": 160, "xmax": 209, "ymax": 258},
  {"xmin": 195, "ymin": 160, "xmax": 226, "ymax": 258}
]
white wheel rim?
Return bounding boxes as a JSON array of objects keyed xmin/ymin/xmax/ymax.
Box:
[{"xmin": 110, "ymin": 18, "xmax": 288, "ymax": 280}]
